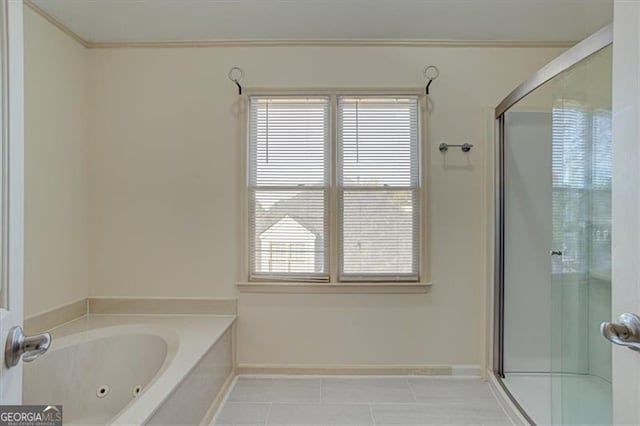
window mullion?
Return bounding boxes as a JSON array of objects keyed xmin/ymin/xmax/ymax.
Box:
[{"xmin": 329, "ymin": 94, "xmax": 339, "ymax": 284}]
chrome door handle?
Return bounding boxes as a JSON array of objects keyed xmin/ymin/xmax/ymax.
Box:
[
  {"xmin": 4, "ymin": 326, "xmax": 51, "ymax": 368},
  {"xmin": 601, "ymin": 313, "xmax": 640, "ymax": 351}
]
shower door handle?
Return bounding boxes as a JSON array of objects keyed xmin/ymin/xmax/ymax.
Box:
[{"xmin": 601, "ymin": 313, "xmax": 640, "ymax": 351}]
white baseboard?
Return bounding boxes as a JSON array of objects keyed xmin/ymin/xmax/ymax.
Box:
[
  {"xmin": 235, "ymin": 363, "xmax": 481, "ymax": 376},
  {"xmin": 451, "ymin": 364, "xmax": 482, "ymax": 376}
]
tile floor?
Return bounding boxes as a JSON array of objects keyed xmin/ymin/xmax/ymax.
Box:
[{"xmin": 212, "ymin": 376, "xmax": 513, "ymax": 425}]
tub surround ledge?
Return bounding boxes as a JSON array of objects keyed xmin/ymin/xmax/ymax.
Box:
[
  {"xmin": 88, "ymin": 297, "xmax": 237, "ymax": 315},
  {"xmin": 24, "ymin": 297, "xmax": 238, "ymax": 334},
  {"xmin": 24, "ymin": 298, "xmax": 88, "ymax": 335}
]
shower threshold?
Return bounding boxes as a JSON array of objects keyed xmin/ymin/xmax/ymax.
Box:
[{"xmin": 503, "ymin": 372, "xmax": 611, "ymax": 425}]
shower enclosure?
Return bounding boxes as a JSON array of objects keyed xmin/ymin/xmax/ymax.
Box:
[{"xmin": 493, "ymin": 25, "xmax": 612, "ymax": 425}]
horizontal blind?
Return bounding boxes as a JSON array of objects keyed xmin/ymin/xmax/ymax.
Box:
[
  {"xmin": 592, "ymin": 109, "xmax": 612, "ymax": 189},
  {"xmin": 248, "ymin": 97, "xmax": 330, "ymax": 281},
  {"xmin": 590, "ymin": 109, "xmax": 612, "ymax": 275},
  {"xmin": 551, "ymin": 101, "xmax": 612, "ymax": 278},
  {"xmin": 552, "ymin": 101, "xmax": 588, "ymax": 275},
  {"xmin": 552, "ymin": 102, "xmax": 587, "ymax": 189},
  {"xmin": 337, "ymin": 96, "xmax": 420, "ymax": 281}
]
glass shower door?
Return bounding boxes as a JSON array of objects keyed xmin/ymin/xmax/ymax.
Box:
[
  {"xmin": 499, "ymin": 37, "xmax": 613, "ymax": 425},
  {"xmin": 550, "ymin": 45, "xmax": 612, "ymax": 425}
]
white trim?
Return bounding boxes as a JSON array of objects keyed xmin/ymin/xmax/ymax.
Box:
[
  {"xmin": 0, "ymin": 0, "xmax": 24, "ymax": 404},
  {"xmin": 482, "ymin": 107, "xmax": 496, "ymax": 381},
  {"xmin": 239, "ymin": 96, "xmax": 249, "ymax": 282},
  {"xmin": 7, "ymin": 0, "xmax": 24, "ymax": 323},
  {"xmin": 246, "ymin": 96, "xmax": 331, "ymax": 281},
  {"xmin": 236, "ymin": 281, "xmax": 430, "ymax": 293},
  {"xmin": 0, "ymin": 0, "xmax": 7, "ymax": 310},
  {"xmin": 329, "ymin": 93, "xmax": 338, "ymax": 282},
  {"xmin": 420, "ymin": 95, "xmax": 431, "ymax": 285},
  {"xmin": 209, "ymin": 375, "xmax": 239, "ymax": 425},
  {"xmin": 24, "ymin": 0, "xmax": 88, "ymax": 47},
  {"xmin": 336, "ymin": 95, "xmax": 421, "ymax": 281},
  {"xmin": 451, "ymin": 364, "xmax": 482, "ymax": 377},
  {"xmin": 244, "ymin": 87, "xmax": 425, "ymax": 97},
  {"xmin": 611, "ymin": 3, "xmax": 640, "ymax": 424},
  {"xmin": 243, "ymin": 91, "xmax": 428, "ymax": 284},
  {"xmin": 234, "ymin": 364, "xmax": 469, "ymax": 376},
  {"xmin": 89, "ymin": 40, "xmax": 576, "ymax": 49},
  {"xmin": 199, "ymin": 369, "xmax": 236, "ymax": 425}
]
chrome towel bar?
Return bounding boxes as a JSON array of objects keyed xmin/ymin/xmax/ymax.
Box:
[{"xmin": 439, "ymin": 142, "xmax": 473, "ymax": 153}]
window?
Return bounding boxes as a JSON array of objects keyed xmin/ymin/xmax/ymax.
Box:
[
  {"xmin": 248, "ymin": 94, "xmax": 422, "ymax": 283},
  {"xmin": 338, "ymin": 97, "xmax": 420, "ymax": 281},
  {"xmin": 248, "ymin": 97, "xmax": 330, "ymax": 282}
]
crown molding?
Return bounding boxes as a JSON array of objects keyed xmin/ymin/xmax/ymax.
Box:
[
  {"xmin": 24, "ymin": 0, "xmax": 88, "ymax": 47},
  {"xmin": 86, "ymin": 39, "xmax": 575, "ymax": 49},
  {"xmin": 24, "ymin": 0, "xmax": 575, "ymax": 50}
]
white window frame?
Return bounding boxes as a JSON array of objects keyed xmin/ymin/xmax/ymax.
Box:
[
  {"xmin": 238, "ymin": 88, "xmax": 431, "ymax": 293},
  {"xmin": 337, "ymin": 95, "xmax": 421, "ymax": 282},
  {"xmin": 247, "ymin": 95, "xmax": 330, "ymax": 282}
]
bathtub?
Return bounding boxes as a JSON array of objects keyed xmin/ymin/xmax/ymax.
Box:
[{"xmin": 23, "ymin": 314, "xmax": 235, "ymax": 425}]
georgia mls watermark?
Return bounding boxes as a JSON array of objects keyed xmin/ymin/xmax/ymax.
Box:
[{"xmin": 0, "ymin": 405, "xmax": 62, "ymax": 426}]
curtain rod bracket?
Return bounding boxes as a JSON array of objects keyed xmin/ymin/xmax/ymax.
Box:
[
  {"xmin": 228, "ymin": 66, "xmax": 244, "ymax": 95},
  {"xmin": 424, "ymin": 65, "xmax": 439, "ymax": 95}
]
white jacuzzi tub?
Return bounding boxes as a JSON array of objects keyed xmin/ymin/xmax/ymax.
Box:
[{"xmin": 23, "ymin": 315, "xmax": 235, "ymax": 425}]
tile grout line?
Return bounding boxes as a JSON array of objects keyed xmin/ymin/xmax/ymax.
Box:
[
  {"xmin": 406, "ymin": 377, "xmax": 418, "ymax": 403},
  {"xmin": 264, "ymin": 402, "xmax": 272, "ymax": 426}
]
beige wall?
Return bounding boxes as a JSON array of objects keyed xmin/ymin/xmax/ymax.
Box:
[
  {"xmin": 23, "ymin": 4, "xmax": 567, "ymax": 366},
  {"xmin": 87, "ymin": 45, "xmax": 565, "ymax": 367},
  {"xmin": 24, "ymin": 7, "xmax": 89, "ymax": 317}
]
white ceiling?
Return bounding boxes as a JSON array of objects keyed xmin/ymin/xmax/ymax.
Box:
[{"xmin": 31, "ymin": 0, "xmax": 613, "ymax": 44}]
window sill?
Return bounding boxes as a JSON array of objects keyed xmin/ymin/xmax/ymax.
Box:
[{"xmin": 236, "ymin": 281, "xmax": 432, "ymax": 294}]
